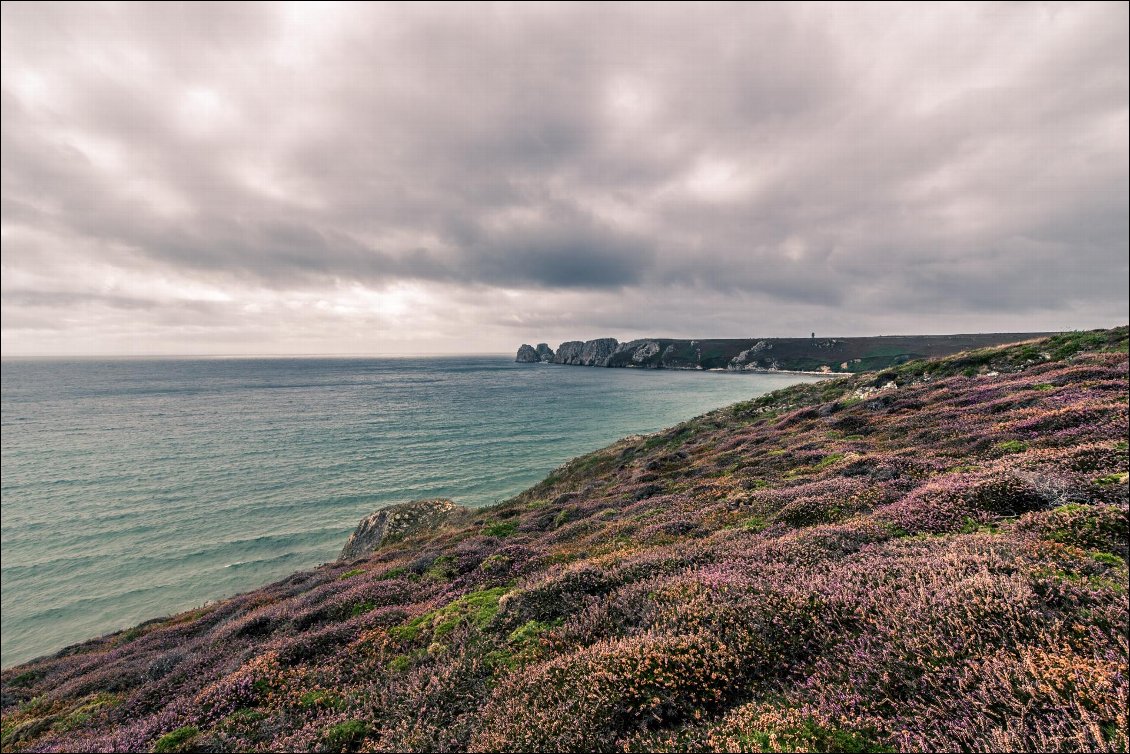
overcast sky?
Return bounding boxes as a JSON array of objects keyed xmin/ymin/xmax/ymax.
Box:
[{"xmin": 1, "ymin": 2, "xmax": 1127, "ymax": 355}]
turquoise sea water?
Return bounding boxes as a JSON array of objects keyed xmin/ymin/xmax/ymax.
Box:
[{"xmin": 0, "ymin": 356, "xmax": 822, "ymax": 668}]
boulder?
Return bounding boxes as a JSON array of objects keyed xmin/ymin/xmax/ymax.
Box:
[{"xmin": 339, "ymin": 499, "xmax": 469, "ymax": 561}]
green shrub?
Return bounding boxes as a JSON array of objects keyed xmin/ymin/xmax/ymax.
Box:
[
  {"xmin": 741, "ymin": 515, "xmax": 769, "ymax": 532},
  {"xmin": 298, "ymin": 690, "xmax": 343, "ymax": 710},
  {"xmin": 153, "ymin": 726, "xmax": 200, "ymax": 753},
  {"xmin": 350, "ymin": 600, "xmax": 375, "ymax": 617},
  {"xmin": 482, "ymin": 521, "xmax": 517, "ymax": 537},
  {"xmin": 425, "ymin": 555, "xmax": 457, "ymax": 580},
  {"xmin": 480, "ymin": 554, "xmax": 511, "ymax": 572},
  {"xmin": 1018, "ymin": 503, "xmax": 1128, "ymax": 555},
  {"xmin": 736, "ymin": 720, "xmax": 891, "ymax": 753},
  {"xmin": 321, "ymin": 720, "xmax": 368, "ymax": 751}
]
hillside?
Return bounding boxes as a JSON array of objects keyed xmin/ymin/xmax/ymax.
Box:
[
  {"xmin": 516, "ymin": 332, "xmax": 1055, "ymax": 372},
  {"xmin": 2, "ymin": 328, "xmax": 1128, "ymax": 753}
]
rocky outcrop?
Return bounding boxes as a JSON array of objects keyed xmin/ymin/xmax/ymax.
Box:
[
  {"xmin": 339, "ymin": 499, "xmax": 469, "ymax": 561},
  {"xmin": 552, "ymin": 338, "xmax": 621, "ymax": 366},
  {"xmin": 529, "ymin": 333, "xmax": 1056, "ymax": 373},
  {"xmin": 517, "ymin": 343, "xmax": 556, "ymax": 363},
  {"xmin": 546, "ymin": 341, "xmax": 619, "ymax": 366},
  {"xmin": 579, "ymin": 338, "xmax": 619, "ymax": 366},
  {"xmin": 627, "ymin": 340, "xmax": 660, "ymax": 363},
  {"xmin": 727, "ymin": 341, "xmax": 781, "ymax": 371},
  {"xmin": 553, "ymin": 341, "xmax": 584, "ymax": 364},
  {"xmin": 605, "ymin": 339, "xmax": 662, "ymax": 367}
]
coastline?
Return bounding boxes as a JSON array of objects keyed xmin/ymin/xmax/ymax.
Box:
[
  {"xmin": 0, "ymin": 357, "xmax": 820, "ymax": 669},
  {"xmin": 516, "ymin": 332, "xmax": 1055, "ymax": 372},
  {"xmin": 1, "ymin": 328, "xmax": 1126, "ymax": 752}
]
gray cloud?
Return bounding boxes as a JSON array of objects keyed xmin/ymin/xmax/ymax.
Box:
[{"xmin": 1, "ymin": 2, "xmax": 1126, "ymax": 355}]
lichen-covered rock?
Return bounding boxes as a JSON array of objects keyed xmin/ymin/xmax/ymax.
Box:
[
  {"xmin": 515, "ymin": 344, "xmax": 540, "ymax": 363},
  {"xmin": 339, "ymin": 499, "xmax": 468, "ymax": 560},
  {"xmin": 535, "ymin": 343, "xmax": 555, "ymax": 362}
]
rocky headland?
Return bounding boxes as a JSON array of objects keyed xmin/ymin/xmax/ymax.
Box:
[
  {"xmin": 3, "ymin": 328, "xmax": 1127, "ymax": 753},
  {"xmin": 516, "ymin": 332, "xmax": 1056, "ymax": 373}
]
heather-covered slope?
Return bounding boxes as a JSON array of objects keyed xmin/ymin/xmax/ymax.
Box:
[{"xmin": 2, "ymin": 328, "xmax": 1128, "ymax": 753}]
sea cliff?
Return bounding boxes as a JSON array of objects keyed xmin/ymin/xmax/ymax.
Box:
[
  {"xmin": 2, "ymin": 328, "xmax": 1127, "ymax": 753},
  {"xmin": 516, "ymin": 332, "xmax": 1056, "ymax": 372}
]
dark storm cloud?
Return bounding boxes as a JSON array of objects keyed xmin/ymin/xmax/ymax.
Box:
[{"xmin": 1, "ymin": 2, "xmax": 1127, "ymax": 354}]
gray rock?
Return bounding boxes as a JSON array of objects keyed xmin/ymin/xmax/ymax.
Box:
[
  {"xmin": 658, "ymin": 341, "xmax": 703, "ymax": 369},
  {"xmin": 535, "ymin": 343, "xmax": 555, "ymax": 362},
  {"xmin": 515, "ymin": 344, "xmax": 540, "ymax": 362},
  {"xmin": 580, "ymin": 337, "xmax": 619, "ymax": 366},
  {"xmin": 339, "ymin": 499, "xmax": 469, "ymax": 561},
  {"xmin": 553, "ymin": 341, "xmax": 584, "ymax": 364},
  {"xmin": 611, "ymin": 339, "xmax": 661, "ymax": 366},
  {"xmin": 629, "ymin": 340, "xmax": 659, "ymax": 363},
  {"xmin": 727, "ymin": 341, "xmax": 773, "ymax": 371}
]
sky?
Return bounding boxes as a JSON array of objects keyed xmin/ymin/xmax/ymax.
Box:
[{"xmin": 1, "ymin": 2, "xmax": 1127, "ymax": 356}]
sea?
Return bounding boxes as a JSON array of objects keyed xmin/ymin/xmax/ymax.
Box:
[{"xmin": 0, "ymin": 356, "xmax": 823, "ymax": 668}]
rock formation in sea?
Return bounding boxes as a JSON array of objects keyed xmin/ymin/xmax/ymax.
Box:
[
  {"xmin": 535, "ymin": 343, "xmax": 555, "ymax": 362},
  {"xmin": 548, "ymin": 338, "xmax": 621, "ymax": 366},
  {"xmin": 515, "ymin": 344, "xmax": 540, "ymax": 363},
  {"xmin": 578, "ymin": 338, "xmax": 619, "ymax": 366},
  {"xmin": 552, "ymin": 340, "xmax": 584, "ymax": 364},
  {"xmin": 530, "ymin": 332, "xmax": 1059, "ymax": 372}
]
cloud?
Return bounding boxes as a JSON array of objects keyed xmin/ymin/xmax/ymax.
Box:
[{"xmin": 1, "ymin": 1, "xmax": 1126, "ymax": 354}]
